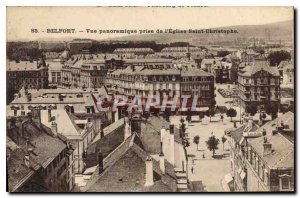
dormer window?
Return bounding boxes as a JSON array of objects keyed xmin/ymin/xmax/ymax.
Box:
[
  {"xmin": 172, "ymin": 75, "xmax": 176, "ymax": 81},
  {"xmin": 279, "ymin": 174, "xmax": 292, "ymax": 191}
]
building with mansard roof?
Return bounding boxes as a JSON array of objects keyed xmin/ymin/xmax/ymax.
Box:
[
  {"xmin": 228, "ymin": 112, "xmax": 294, "ymax": 192},
  {"xmin": 106, "ymin": 65, "xmax": 215, "ymax": 111},
  {"xmin": 237, "ymin": 61, "xmax": 280, "ymax": 111}
]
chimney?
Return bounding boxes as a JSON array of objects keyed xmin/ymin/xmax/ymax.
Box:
[
  {"xmin": 144, "ymin": 156, "xmax": 154, "ymax": 186},
  {"xmin": 169, "ymin": 124, "xmax": 175, "ymax": 166},
  {"xmin": 25, "ymin": 138, "xmax": 29, "ymax": 151},
  {"xmin": 159, "ymin": 142, "xmax": 165, "ymax": 174},
  {"xmin": 24, "ymin": 152, "xmax": 30, "ymax": 168},
  {"xmin": 51, "ymin": 121, "xmax": 58, "ymax": 135},
  {"xmin": 124, "ymin": 117, "xmax": 131, "ymax": 140},
  {"xmin": 26, "ymin": 93, "xmax": 32, "ymax": 102},
  {"xmin": 21, "ymin": 121, "xmax": 26, "ymax": 137},
  {"xmin": 263, "ymin": 140, "xmax": 272, "ymax": 156},
  {"xmin": 58, "ymin": 94, "xmax": 64, "ymax": 101},
  {"xmin": 98, "ymin": 152, "xmax": 104, "ymax": 175},
  {"xmin": 160, "ymin": 126, "xmax": 166, "ymax": 142},
  {"xmin": 24, "ymin": 138, "xmax": 30, "ymax": 168},
  {"xmin": 100, "ymin": 128, "xmax": 104, "ymax": 138},
  {"xmin": 27, "ymin": 112, "xmax": 33, "ymax": 122},
  {"xmin": 31, "ymin": 109, "xmax": 42, "ymax": 128},
  {"xmin": 48, "ymin": 109, "xmax": 52, "ymax": 122}
]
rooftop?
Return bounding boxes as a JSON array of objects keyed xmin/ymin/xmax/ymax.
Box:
[
  {"xmin": 247, "ymin": 112, "xmax": 294, "ymax": 169},
  {"xmin": 7, "ymin": 61, "xmax": 46, "ymax": 71},
  {"xmin": 114, "ymin": 48, "xmax": 154, "ymax": 53},
  {"xmin": 7, "ymin": 136, "xmax": 39, "ymax": 192},
  {"xmin": 9, "ymin": 87, "xmax": 105, "ymax": 114},
  {"xmin": 239, "ymin": 64, "xmax": 280, "ymax": 77},
  {"xmin": 84, "ymin": 133, "xmax": 177, "ymax": 192},
  {"xmin": 7, "ymin": 116, "xmax": 67, "ymax": 173}
]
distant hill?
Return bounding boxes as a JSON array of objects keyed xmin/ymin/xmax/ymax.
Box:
[{"xmin": 107, "ymin": 20, "xmax": 294, "ymax": 45}]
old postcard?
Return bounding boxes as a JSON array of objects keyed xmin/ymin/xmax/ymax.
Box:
[{"xmin": 6, "ymin": 6, "xmax": 294, "ymax": 192}]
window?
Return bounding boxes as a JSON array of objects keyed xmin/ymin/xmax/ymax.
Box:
[{"xmin": 281, "ymin": 177, "xmax": 290, "ymax": 190}]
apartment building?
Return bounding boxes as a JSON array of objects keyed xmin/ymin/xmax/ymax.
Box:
[{"xmin": 237, "ymin": 62, "xmax": 280, "ymax": 111}]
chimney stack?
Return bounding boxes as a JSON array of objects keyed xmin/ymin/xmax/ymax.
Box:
[
  {"xmin": 100, "ymin": 122, "xmax": 104, "ymax": 138},
  {"xmin": 24, "ymin": 138, "xmax": 30, "ymax": 168},
  {"xmin": 48, "ymin": 109, "xmax": 52, "ymax": 122},
  {"xmin": 31, "ymin": 108, "xmax": 42, "ymax": 128},
  {"xmin": 100, "ymin": 128, "xmax": 104, "ymax": 138},
  {"xmin": 145, "ymin": 156, "xmax": 154, "ymax": 186},
  {"xmin": 160, "ymin": 126, "xmax": 166, "ymax": 142},
  {"xmin": 58, "ymin": 94, "xmax": 64, "ymax": 101},
  {"xmin": 169, "ymin": 124, "xmax": 175, "ymax": 166},
  {"xmin": 51, "ymin": 121, "xmax": 58, "ymax": 135},
  {"xmin": 124, "ymin": 117, "xmax": 131, "ymax": 140},
  {"xmin": 27, "ymin": 112, "xmax": 33, "ymax": 122},
  {"xmin": 24, "ymin": 153, "xmax": 30, "ymax": 168},
  {"xmin": 159, "ymin": 142, "xmax": 165, "ymax": 174},
  {"xmin": 26, "ymin": 93, "xmax": 32, "ymax": 102},
  {"xmin": 263, "ymin": 140, "xmax": 272, "ymax": 156},
  {"xmin": 98, "ymin": 152, "xmax": 104, "ymax": 175}
]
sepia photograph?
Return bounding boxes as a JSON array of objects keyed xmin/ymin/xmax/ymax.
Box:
[{"xmin": 5, "ymin": 6, "xmax": 295, "ymax": 193}]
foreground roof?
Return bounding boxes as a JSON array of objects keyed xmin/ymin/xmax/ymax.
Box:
[
  {"xmin": 247, "ymin": 112, "xmax": 294, "ymax": 168},
  {"xmin": 84, "ymin": 133, "xmax": 176, "ymax": 192}
]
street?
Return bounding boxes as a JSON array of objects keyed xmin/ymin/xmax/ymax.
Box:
[{"xmin": 170, "ymin": 83, "xmax": 240, "ymax": 191}]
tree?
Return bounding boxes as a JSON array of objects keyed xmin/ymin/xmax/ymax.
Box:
[
  {"xmin": 193, "ymin": 135, "xmax": 200, "ymax": 151},
  {"xmin": 230, "ymin": 64, "xmax": 239, "ymax": 84},
  {"xmin": 206, "ymin": 135, "xmax": 220, "ymax": 157},
  {"xmin": 221, "ymin": 136, "xmax": 227, "ymax": 151},
  {"xmin": 183, "ymin": 139, "xmax": 190, "ymax": 147},
  {"xmin": 268, "ymin": 50, "xmax": 291, "ymax": 66},
  {"xmin": 180, "ymin": 117, "xmax": 186, "ymax": 138},
  {"xmin": 199, "ymin": 113, "xmax": 205, "ymax": 122},
  {"xmin": 207, "ymin": 105, "xmax": 216, "ymax": 122},
  {"xmin": 226, "ymin": 108, "xmax": 237, "ymax": 122},
  {"xmin": 246, "ymin": 103, "xmax": 257, "ymax": 116},
  {"xmin": 217, "ymin": 50, "xmax": 230, "ymax": 57},
  {"xmin": 186, "ymin": 114, "xmax": 192, "ymax": 124},
  {"xmin": 264, "ymin": 102, "xmax": 279, "ymax": 119},
  {"xmin": 253, "ymin": 47, "xmax": 265, "ymax": 55},
  {"xmin": 164, "ymin": 110, "xmax": 171, "ymax": 122}
]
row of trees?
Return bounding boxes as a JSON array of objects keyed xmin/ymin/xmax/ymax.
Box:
[
  {"xmin": 193, "ymin": 134, "xmax": 227, "ymax": 157},
  {"xmin": 245, "ymin": 102, "xmax": 279, "ymax": 119}
]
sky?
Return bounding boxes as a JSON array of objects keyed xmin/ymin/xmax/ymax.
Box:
[{"xmin": 6, "ymin": 6, "xmax": 294, "ymax": 41}]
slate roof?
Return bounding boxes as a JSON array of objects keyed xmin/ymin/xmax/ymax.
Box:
[
  {"xmin": 85, "ymin": 118, "xmax": 125, "ymax": 168},
  {"xmin": 84, "ymin": 133, "xmax": 176, "ymax": 192},
  {"xmin": 111, "ymin": 66, "xmax": 212, "ymax": 77},
  {"xmin": 182, "ymin": 69, "xmax": 213, "ymax": 77},
  {"xmin": 7, "ymin": 137, "xmax": 39, "ymax": 192},
  {"xmin": 9, "ymin": 88, "xmax": 103, "ymax": 114},
  {"xmin": 7, "ymin": 118, "xmax": 67, "ymax": 191},
  {"xmin": 7, "ymin": 61, "xmax": 46, "ymax": 71},
  {"xmin": 239, "ymin": 64, "xmax": 280, "ymax": 77},
  {"xmin": 247, "ymin": 112, "xmax": 294, "ymax": 168}
]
